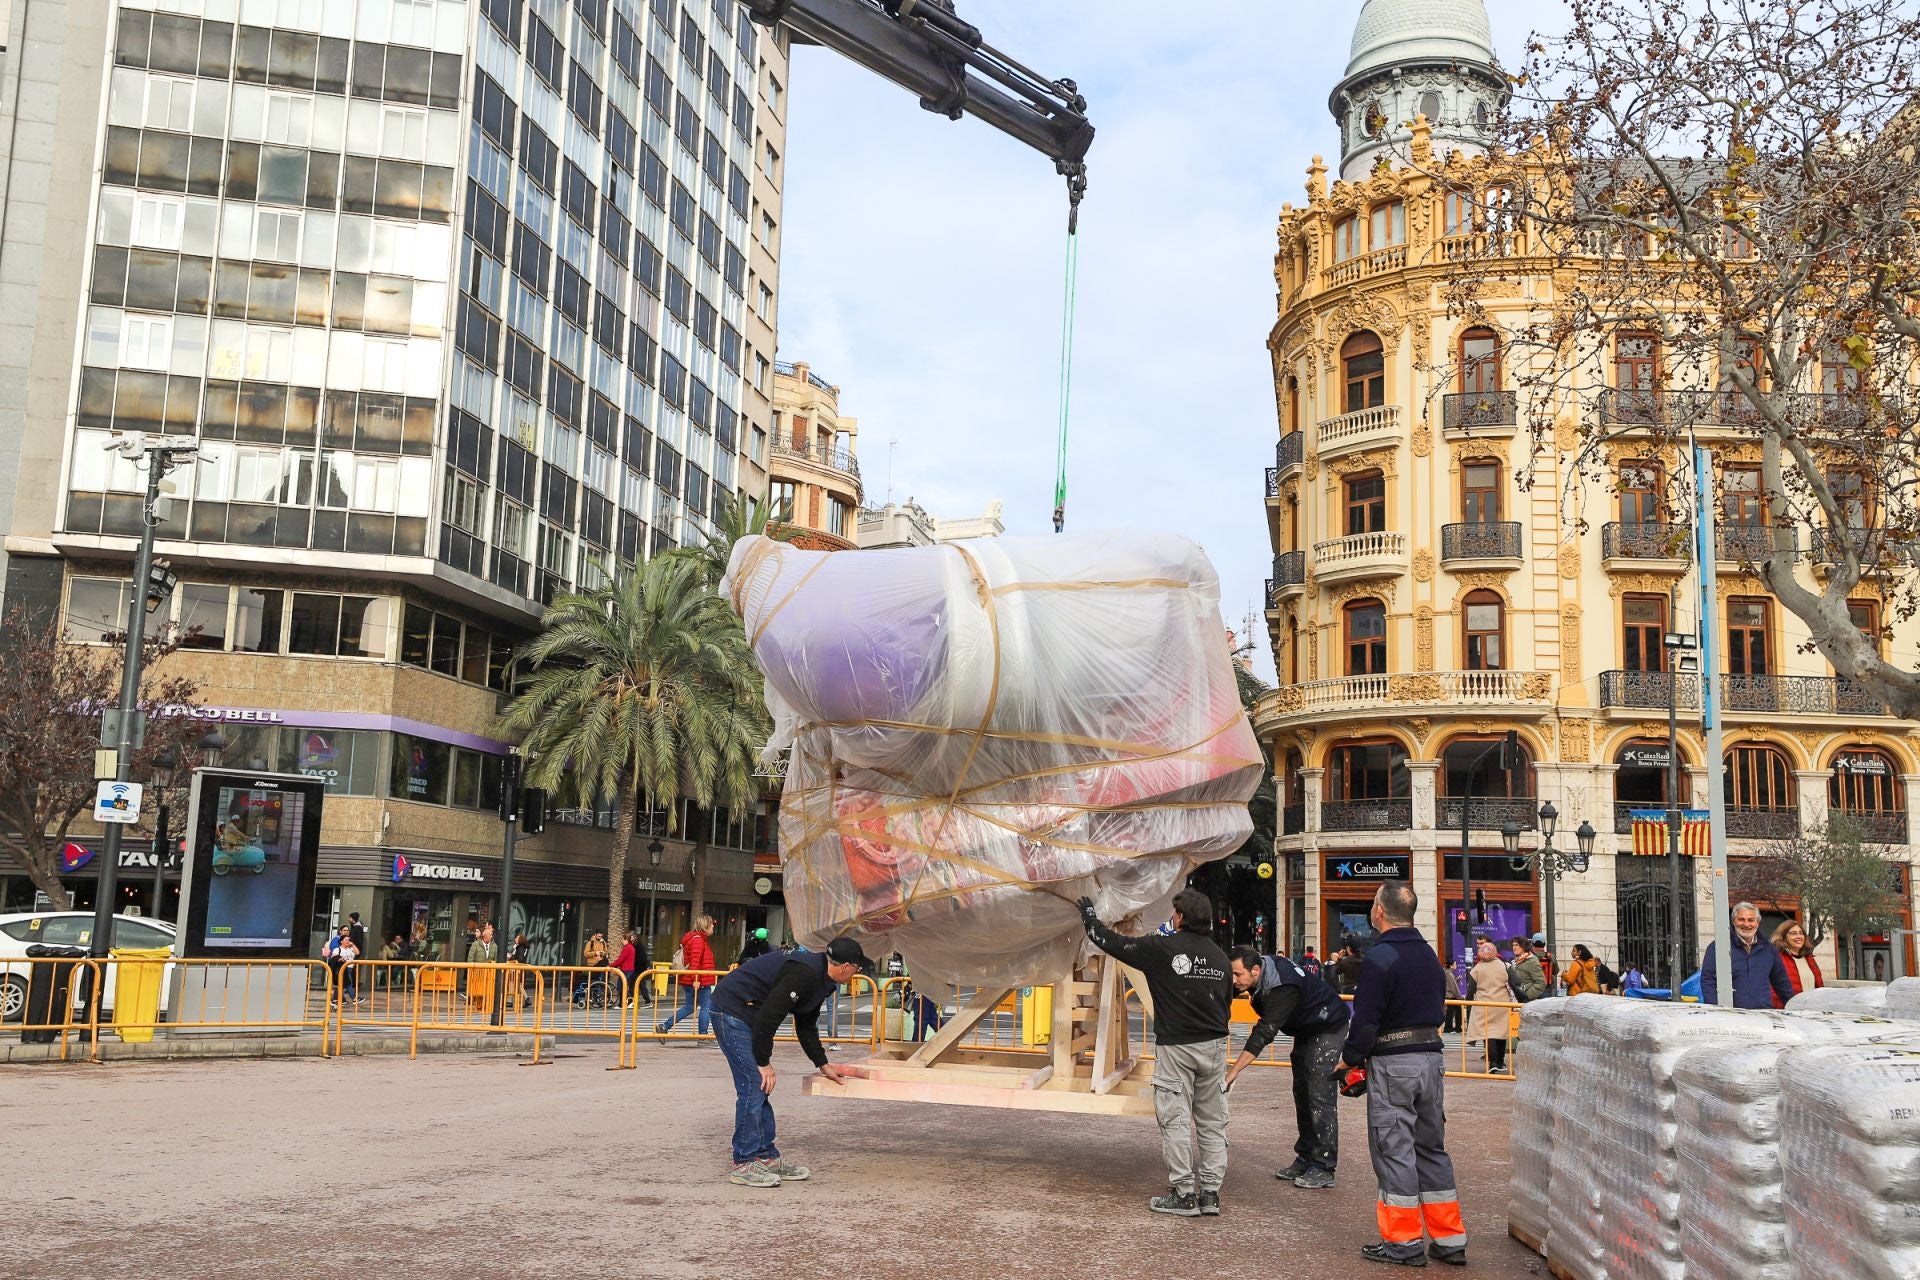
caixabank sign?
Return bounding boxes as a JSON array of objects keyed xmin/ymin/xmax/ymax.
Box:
[{"xmin": 1326, "ymin": 855, "xmax": 1410, "ymax": 882}]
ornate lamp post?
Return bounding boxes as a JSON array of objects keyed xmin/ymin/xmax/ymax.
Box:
[
  {"xmin": 645, "ymin": 838, "xmax": 665, "ymax": 953},
  {"xmin": 1508, "ymin": 802, "xmax": 1597, "ymax": 994}
]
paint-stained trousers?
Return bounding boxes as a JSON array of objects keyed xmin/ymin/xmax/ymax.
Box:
[
  {"xmin": 1152, "ymin": 1038, "xmax": 1229, "ymax": 1195},
  {"xmin": 1366, "ymin": 1052, "xmax": 1467, "ymax": 1261}
]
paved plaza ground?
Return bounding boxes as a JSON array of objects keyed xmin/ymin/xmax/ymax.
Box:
[{"xmin": 8, "ymin": 1042, "xmax": 1545, "ymax": 1279}]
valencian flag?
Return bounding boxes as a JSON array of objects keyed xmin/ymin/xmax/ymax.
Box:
[{"xmin": 1629, "ymin": 809, "xmax": 1711, "ymax": 856}]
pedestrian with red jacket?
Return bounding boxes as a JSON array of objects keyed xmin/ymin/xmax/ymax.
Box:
[
  {"xmin": 658, "ymin": 915, "xmax": 718, "ymax": 1034},
  {"xmin": 612, "ymin": 930, "xmax": 648, "ymax": 1006},
  {"xmin": 1770, "ymin": 919, "xmax": 1824, "ymax": 1007}
]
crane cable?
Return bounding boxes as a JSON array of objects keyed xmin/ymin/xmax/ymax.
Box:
[{"xmin": 1051, "ymin": 220, "xmax": 1081, "ymax": 533}]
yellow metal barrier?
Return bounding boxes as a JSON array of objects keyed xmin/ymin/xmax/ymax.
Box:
[
  {"xmin": 526, "ymin": 965, "xmax": 635, "ymax": 1069},
  {"xmin": 2, "ymin": 954, "xmax": 103, "ymax": 1061},
  {"xmin": 94, "ymin": 957, "xmax": 335, "ymax": 1051}
]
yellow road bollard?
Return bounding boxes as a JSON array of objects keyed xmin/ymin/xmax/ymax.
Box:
[{"xmin": 109, "ymin": 947, "xmax": 172, "ymax": 1044}]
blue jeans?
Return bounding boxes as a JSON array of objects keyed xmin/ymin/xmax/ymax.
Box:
[
  {"xmin": 713, "ymin": 1010, "xmax": 778, "ymax": 1165},
  {"xmin": 657, "ymin": 984, "xmax": 712, "ymax": 1033}
]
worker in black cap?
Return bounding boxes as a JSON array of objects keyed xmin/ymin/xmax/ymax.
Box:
[{"xmin": 708, "ymin": 936, "xmax": 875, "ymax": 1188}]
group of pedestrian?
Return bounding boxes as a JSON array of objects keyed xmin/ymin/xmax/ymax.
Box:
[
  {"xmin": 1701, "ymin": 902, "xmax": 1826, "ymax": 1009},
  {"xmin": 321, "ymin": 911, "xmax": 369, "ymax": 1005}
]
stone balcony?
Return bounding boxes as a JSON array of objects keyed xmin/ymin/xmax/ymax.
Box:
[
  {"xmin": 1311, "ymin": 529, "xmax": 1407, "ymax": 583},
  {"xmin": 1314, "ymin": 404, "xmax": 1401, "ymax": 459},
  {"xmin": 1255, "ymin": 669, "xmax": 1556, "ymax": 733}
]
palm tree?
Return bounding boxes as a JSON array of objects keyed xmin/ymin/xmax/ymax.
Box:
[
  {"xmin": 500, "ymin": 553, "xmax": 770, "ymax": 946},
  {"xmin": 683, "ymin": 489, "xmax": 795, "ymax": 589}
]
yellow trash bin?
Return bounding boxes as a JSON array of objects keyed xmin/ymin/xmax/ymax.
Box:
[
  {"xmin": 110, "ymin": 946, "xmax": 172, "ymax": 1044},
  {"xmin": 653, "ymin": 961, "xmax": 671, "ymax": 997},
  {"xmin": 1020, "ymin": 984, "xmax": 1052, "ymax": 1046}
]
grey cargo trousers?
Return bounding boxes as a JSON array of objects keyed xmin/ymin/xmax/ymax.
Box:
[{"xmin": 1153, "ymin": 1038, "xmax": 1229, "ymax": 1195}]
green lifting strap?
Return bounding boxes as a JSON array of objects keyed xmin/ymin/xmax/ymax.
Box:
[{"xmin": 1051, "ymin": 224, "xmax": 1080, "ymax": 533}]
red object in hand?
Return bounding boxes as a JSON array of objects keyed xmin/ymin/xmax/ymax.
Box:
[{"xmin": 1339, "ymin": 1066, "xmax": 1369, "ymax": 1098}]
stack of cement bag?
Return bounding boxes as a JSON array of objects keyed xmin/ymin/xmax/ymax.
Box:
[
  {"xmin": 1887, "ymin": 976, "xmax": 1920, "ymax": 1018},
  {"xmin": 1514, "ymin": 990, "xmax": 1920, "ymax": 1278},
  {"xmin": 1543, "ymin": 996, "xmax": 1611, "ymax": 1278},
  {"xmin": 1782, "ymin": 983, "xmax": 1891, "ymax": 1014},
  {"xmin": 1506, "ymin": 997, "xmax": 1570, "ymax": 1251},
  {"xmin": 1672, "ymin": 1015, "xmax": 1912, "ymax": 1280},
  {"xmin": 1780, "ymin": 1041, "xmax": 1920, "ymax": 1279}
]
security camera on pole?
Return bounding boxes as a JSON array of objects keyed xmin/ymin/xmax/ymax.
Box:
[{"xmin": 86, "ymin": 434, "xmax": 199, "ymax": 1024}]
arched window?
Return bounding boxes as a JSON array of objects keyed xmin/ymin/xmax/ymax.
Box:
[
  {"xmin": 1460, "ymin": 327, "xmax": 1501, "ymax": 393},
  {"xmin": 1725, "ymin": 744, "xmax": 1795, "ymax": 811},
  {"xmin": 1327, "ymin": 740, "xmax": 1410, "ymax": 802},
  {"xmin": 1362, "ymin": 100, "xmax": 1386, "ymax": 138},
  {"xmin": 1613, "ymin": 739, "xmax": 1679, "ymax": 830},
  {"xmin": 1418, "ymin": 91, "xmax": 1442, "ymax": 123},
  {"xmin": 1473, "ymin": 101, "xmax": 1490, "ymax": 130},
  {"xmin": 1438, "ymin": 735, "xmax": 1537, "ymax": 827},
  {"xmin": 1342, "ymin": 332, "xmax": 1385, "ymax": 411},
  {"xmin": 1831, "ymin": 746, "xmax": 1902, "ymax": 818},
  {"xmin": 1462, "ymin": 590, "xmax": 1504, "ymax": 670},
  {"xmin": 1344, "ymin": 469, "xmax": 1386, "ymax": 534},
  {"xmin": 1334, "ymin": 216, "xmax": 1361, "ymax": 262},
  {"xmin": 1345, "ymin": 599, "xmax": 1387, "ymax": 675},
  {"xmin": 1444, "ymin": 189, "xmax": 1473, "ymax": 237}
]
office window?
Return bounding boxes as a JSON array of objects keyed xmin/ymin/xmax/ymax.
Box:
[
  {"xmin": 1726, "ymin": 597, "xmax": 1772, "ymax": 676},
  {"xmin": 1723, "ymin": 466, "xmax": 1764, "ymax": 527},
  {"xmin": 1620, "ymin": 460, "xmax": 1663, "ymax": 525},
  {"xmin": 1614, "ymin": 331, "xmax": 1659, "ymax": 390},
  {"xmin": 1344, "ymin": 470, "xmax": 1386, "ymax": 535},
  {"xmin": 1461, "ymin": 462, "xmax": 1500, "ymax": 523},
  {"xmin": 177, "ymin": 582, "xmax": 229, "ymax": 649},
  {"xmin": 1459, "ymin": 327, "xmax": 1500, "ymax": 393},
  {"xmin": 1333, "ymin": 216, "xmax": 1360, "ymax": 262},
  {"xmin": 64, "ymin": 577, "xmax": 129, "ymax": 643},
  {"xmin": 1623, "ymin": 593, "xmax": 1667, "ymax": 673},
  {"xmin": 1369, "ymin": 200, "xmax": 1405, "ymax": 248}
]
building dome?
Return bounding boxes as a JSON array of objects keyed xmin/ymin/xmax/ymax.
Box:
[{"xmin": 1346, "ymin": 0, "xmax": 1496, "ymax": 80}]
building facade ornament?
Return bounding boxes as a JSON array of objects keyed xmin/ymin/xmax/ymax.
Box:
[
  {"xmin": 1415, "ymin": 603, "xmax": 1435, "ymax": 669},
  {"xmin": 1413, "ymin": 548, "xmax": 1435, "ymax": 582}
]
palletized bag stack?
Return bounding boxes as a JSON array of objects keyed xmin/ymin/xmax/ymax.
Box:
[
  {"xmin": 1544, "ymin": 995, "xmax": 1614, "ymax": 1279},
  {"xmin": 1589, "ymin": 1002, "xmax": 1810, "ymax": 1280},
  {"xmin": 1507, "ymin": 996, "xmax": 1571, "ymax": 1255},
  {"xmin": 1787, "ymin": 983, "xmax": 1891, "ymax": 1014},
  {"xmin": 1885, "ymin": 976, "xmax": 1920, "ymax": 1020},
  {"xmin": 1780, "ymin": 1042, "xmax": 1920, "ymax": 1280},
  {"xmin": 1676, "ymin": 1017, "xmax": 1920, "ymax": 1280}
]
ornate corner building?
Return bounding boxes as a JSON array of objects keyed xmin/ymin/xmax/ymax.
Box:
[
  {"xmin": 1257, "ymin": 0, "xmax": 1919, "ymax": 982},
  {"xmin": 768, "ymin": 358, "xmax": 860, "ymax": 548}
]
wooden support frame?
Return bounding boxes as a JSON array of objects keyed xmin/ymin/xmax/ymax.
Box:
[{"xmin": 803, "ymin": 951, "xmax": 1158, "ymax": 1116}]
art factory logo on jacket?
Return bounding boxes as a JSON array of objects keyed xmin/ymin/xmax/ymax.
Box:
[{"xmin": 1172, "ymin": 952, "xmax": 1226, "ymax": 982}]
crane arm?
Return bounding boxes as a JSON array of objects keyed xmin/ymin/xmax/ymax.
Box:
[{"xmin": 743, "ymin": 0, "xmax": 1093, "ymax": 221}]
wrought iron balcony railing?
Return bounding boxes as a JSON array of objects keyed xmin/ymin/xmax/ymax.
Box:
[
  {"xmin": 1441, "ymin": 521, "xmax": 1523, "ymax": 561},
  {"xmin": 1716, "ymin": 524, "xmax": 1797, "ymax": 562},
  {"xmin": 1320, "ymin": 797, "xmax": 1412, "ymax": 832},
  {"xmin": 1601, "ymin": 522, "xmax": 1691, "ymax": 560},
  {"xmin": 1276, "ymin": 431, "xmax": 1304, "ymax": 473},
  {"xmin": 1442, "ymin": 391, "xmax": 1518, "ymax": 430},
  {"xmin": 1726, "ymin": 806, "xmax": 1799, "ymax": 840},
  {"xmin": 1812, "ymin": 526, "xmax": 1918, "ymax": 568},
  {"xmin": 1273, "ymin": 550, "xmax": 1306, "ymax": 588},
  {"xmin": 1721, "ymin": 672, "xmax": 1892, "ymax": 716},
  {"xmin": 1838, "ymin": 810, "xmax": 1910, "ymax": 844},
  {"xmin": 1437, "ymin": 797, "xmax": 1541, "ymax": 831},
  {"xmin": 1598, "ymin": 670, "xmax": 1703, "ymax": 711}
]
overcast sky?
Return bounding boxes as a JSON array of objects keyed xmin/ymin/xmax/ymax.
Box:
[{"xmin": 774, "ymin": 2, "xmax": 1562, "ymax": 680}]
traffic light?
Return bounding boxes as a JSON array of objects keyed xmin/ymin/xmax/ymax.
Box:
[
  {"xmin": 1473, "ymin": 888, "xmax": 1488, "ymax": 924},
  {"xmin": 519, "ymin": 788, "xmax": 547, "ymax": 835},
  {"xmin": 1453, "ymin": 908, "xmax": 1472, "ymax": 938},
  {"xmin": 497, "ymin": 753, "xmax": 522, "ymax": 823}
]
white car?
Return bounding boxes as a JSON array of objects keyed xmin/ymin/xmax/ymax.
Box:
[{"xmin": 0, "ymin": 912, "xmax": 176, "ymax": 1023}]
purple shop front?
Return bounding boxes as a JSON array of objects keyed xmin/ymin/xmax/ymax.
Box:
[{"xmin": 1443, "ymin": 900, "xmax": 1536, "ymax": 968}]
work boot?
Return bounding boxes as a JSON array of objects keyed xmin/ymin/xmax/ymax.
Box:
[
  {"xmin": 1275, "ymin": 1158, "xmax": 1311, "ymax": 1181},
  {"xmin": 759, "ymin": 1158, "xmax": 811, "ymax": 1182},
  {"xmin": 1196, "ymin": 1190, "xmax": 1221, "ymax": 1216},
  {"xmin": 727, "ymin": 1162, "xmax": 780, "ymax": 1188},
  {"xmin": 1293, "ymin": 1165, "xmax": 1336, "ymax": 1190},
  {"xmin": 1426, "ymin": 1243, "xmax": 1467, "ymax": 1267},
  {"xmin": 1148, "ymin": 1188, "xmax": 1202, "ymax": 1217},
  {"xmin": 1361, "ymin": 1242, "xmax": 1427, "ymax": 1267}
]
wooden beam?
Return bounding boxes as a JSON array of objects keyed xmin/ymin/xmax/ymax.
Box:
[{"xmin": 908, "ymin": 984, "xmax": 1015, "ymax": 1067}]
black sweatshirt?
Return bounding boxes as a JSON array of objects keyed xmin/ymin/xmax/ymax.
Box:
[
  {"xmin": 709, "ymin": 949, "xmax": 833, "ymax": 1067},
  {"xmin": 1242, "ymin": 954, "xmax": 1349, "ymax": 1058},
  {"xmin": 1085, "ymin": 920, "xmax": 1232, "ymax": 1046}
]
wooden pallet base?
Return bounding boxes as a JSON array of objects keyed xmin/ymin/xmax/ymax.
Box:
[
  {"xmin": 1508, "ymin": 1221, "xmax": 1544, "ymax": 1256},
  {"xmin": 801, "ymin": 952, "xmax": 1159, "ymax": 1117}
]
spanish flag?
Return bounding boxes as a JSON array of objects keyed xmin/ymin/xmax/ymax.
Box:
[{"xmin": 1629, "ymin": 809, "xmax": 1711, "ymax": 856}]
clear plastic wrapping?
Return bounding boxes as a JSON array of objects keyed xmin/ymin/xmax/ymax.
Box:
[
  {"xmin": 1545, "ymin": 996, "xmax": 1614, "ymax": 1279},
  {"xmin": 1509, "ymin": 996, "xmax": 1571, "ymax": 1253},
  {"xmin": 1788, "ymin": 984, "xmax": 1891, "ymax": 1015},
  {"xmin": 725, "ymin": 530, "xmax": 1263, "ymax": 992},
  {"xmin": 1781, "ymin": 1042, "xmax": 1920, "ymax": 1279}
]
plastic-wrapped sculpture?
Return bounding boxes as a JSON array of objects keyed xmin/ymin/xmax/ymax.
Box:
[{"xmin": 725, "ymin": 529, "xmax": 1263, "ymax": 996}]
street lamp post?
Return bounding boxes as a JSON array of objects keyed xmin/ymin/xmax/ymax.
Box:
[
  {"xmin": 645, "ymin": 839, "xmax": 664, "ymax": 955},
  {"xmin": 88, "ymin": 437, "xmax": 198, "ymax": 969},
  {"xmin": 1664, "ymin": 623, "xmax": 1698, "ymax": 989}
]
